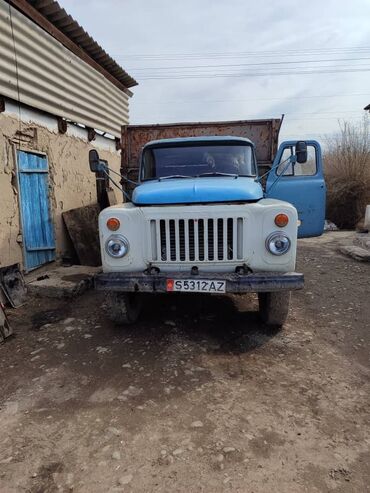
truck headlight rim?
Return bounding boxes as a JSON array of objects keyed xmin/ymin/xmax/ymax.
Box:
[
  {"xmin": 105, "ymin": 234, "xmax": 129, "ymax": 258},
  {"xmin": 265, "ymin": 231, "xmax": 291, "ymax": 256}
]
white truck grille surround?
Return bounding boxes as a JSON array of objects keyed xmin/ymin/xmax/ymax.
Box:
[{"xmin": 149, "ymin": 217, "xmax": 244, "ymax": 262}]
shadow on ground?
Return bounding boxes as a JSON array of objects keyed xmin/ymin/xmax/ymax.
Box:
[{"xmin": 102, "ymin": 291, "xmax": 280, "ymax": 355}]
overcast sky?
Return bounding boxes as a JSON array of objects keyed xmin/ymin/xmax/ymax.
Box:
[{"xmin": 62, "ymin": 0, "xmax": 370, "ymax": 141}]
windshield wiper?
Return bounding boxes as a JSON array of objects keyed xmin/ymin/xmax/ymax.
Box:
[
  {"xmin": 158, "ymin": 175, "xmax": 193, "ymax": 181},
  {"xmin": 196, "ymin": 172, "xmax": 238, "ymax": 178}
]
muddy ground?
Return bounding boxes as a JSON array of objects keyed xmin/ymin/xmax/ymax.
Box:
[{"xmin": 0, "ymin": 231, "xmax": 369, "ymax": 493}]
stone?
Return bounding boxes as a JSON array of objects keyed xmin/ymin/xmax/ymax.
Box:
[
  {"xmin": 190, "ymin": 420, "xmax": 204, "ymax": 428},
  {"xmin": 223, "ymin": 447, "xmax": 236, "ymax": 454},
  {"xmin": 161, "ymin": 455, "xmax": 174, "ymax": 465},
  {"xmin": 30, "ymin": 348, "xmax": 43, "ymax": 355},
  {"xmin": 118, "ymin": 474, "xmax": 133, "ymax": 485},
  {"xmin": 107, "ymin": 427, "xmax": 121, "ymax": 436},
  {"xmin": 123, "ymin": 386, "xmax": 142, "ymax": 397},
  {"xmin": 96, "ymin": 346, "xmax": 110, "ymax": 354},
  {"xmin": 112, "ymin": 451, "xmax": 121, "ymax": 460},
  {"xmin": 172, "ymin": 448, "xmax": 184, "ymax": 456}
]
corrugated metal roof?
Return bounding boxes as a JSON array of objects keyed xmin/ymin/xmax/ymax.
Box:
[
  {"xmin": 24, "ymin": 0, "xmax": 137, "ymax": 89},
  {"xmin": 0, "ymin": 0, "xmax": 130, "ymax": 136}
]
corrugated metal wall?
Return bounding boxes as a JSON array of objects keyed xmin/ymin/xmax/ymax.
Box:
[{"xmin": 0, "ymin": 0, "xmax": 129, "ymax": 137}]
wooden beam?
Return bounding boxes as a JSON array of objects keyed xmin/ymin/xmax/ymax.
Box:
[
  {"xmin": 57, "ymin": 117, "xmax": 67, "ymax": 134},
  {"xmin": 8, "ymin": 0, "xmax": 132, "ymax": 97},
  {"xmin": 87, "ymin": 127, "xmax": 96, "ymax": 142},
  {"xmin": 115, "ymin": 137, "xmax": 121, "ymax": 151}
]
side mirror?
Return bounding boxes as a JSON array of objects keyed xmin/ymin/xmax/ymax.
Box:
[
  {"xmin": 295, "ymin": 141, "xmax": 308, "ymax": 164},
  {"xmin": 89, "ymin": 149, "xmax": 101, "ymax": 172}
]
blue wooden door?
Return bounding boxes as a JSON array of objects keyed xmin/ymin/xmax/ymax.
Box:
[{"xmin": 17, "ymin": 151, "xmax": 55, "ymax": 270}]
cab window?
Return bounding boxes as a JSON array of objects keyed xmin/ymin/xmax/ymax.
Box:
[{"xmin": 277, "ymin": 144, "xmax": 317, "ymax": 176}]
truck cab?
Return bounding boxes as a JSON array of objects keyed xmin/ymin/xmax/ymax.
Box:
[{"xmin": 93, "ymin": 120, "xmax": 326, "ymax": 328}]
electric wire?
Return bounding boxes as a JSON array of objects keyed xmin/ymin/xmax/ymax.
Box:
[
  {"xmin": 116, "ymin": 46, "xmax": 370, "ymax": 60},
  {"xmin": 136, "ymin": 67, "xmax": 370, "ymax": 80},
  {"xmin": 133, "ymin": 93, "xmax": 370, "ymax": 105},
  {"xmin": 127, "ymin": 56, "xmax": 370, "ymax": 72}
]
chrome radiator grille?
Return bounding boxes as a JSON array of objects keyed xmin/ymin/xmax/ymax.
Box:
[{"xmin": 149, "ymin": 217, "xmax": 244, "ymax": 262}]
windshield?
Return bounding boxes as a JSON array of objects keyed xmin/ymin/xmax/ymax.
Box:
[{"xmin": 141, "ymin": 144, "xmax": 256, "ymax": 181}]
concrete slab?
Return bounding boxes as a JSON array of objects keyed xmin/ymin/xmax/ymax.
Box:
[
  {"xmin": 27, "ymin": 265, "xmax": 101, "ymax": 298},
  {"xmin": 338, "ymin": 245, "xmax": 370, "ymax": 262},
  {"xmin": 354, "ymin": 233, "xmax": 370, "ymax": 251}
]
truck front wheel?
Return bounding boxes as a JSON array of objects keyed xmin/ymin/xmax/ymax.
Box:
[
  {"xmin": 258, "ymin": 291, "xmax": 291, "ymax": 328},
  {"xmin": 105, "ymin": 292, "xmax": 142, "ymax": 325}
]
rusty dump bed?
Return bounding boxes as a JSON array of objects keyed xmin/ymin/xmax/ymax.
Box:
[{"xmin": 121, "ymin": 118, "xmax": 283, "ymax": 190}]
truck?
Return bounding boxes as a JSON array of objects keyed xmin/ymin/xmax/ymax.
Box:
[{"xmin": 91, "ymin": 118, "xmax": 326, "ymax": 328}]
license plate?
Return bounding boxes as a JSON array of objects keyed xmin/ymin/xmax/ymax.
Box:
[{"xmin": 166, "ymin": 279, "xmax": 226, "ymax": 293}]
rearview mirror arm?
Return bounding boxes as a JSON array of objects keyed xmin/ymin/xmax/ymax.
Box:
[
  {"xmin": 100, "ymin": 168, "xmax": 131, "ymax": 202},
  {"xmin": 106, "ymin": 165, "xmax": 139, "ymax": 186},
  {"xmin": 265, "ymin": 155, "xmax": 296, "ymax": 197}
]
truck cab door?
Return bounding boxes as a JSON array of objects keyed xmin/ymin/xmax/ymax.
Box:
[{"xmin": 266, "ymin": 140, "xmax": 326, "ymax": 238}]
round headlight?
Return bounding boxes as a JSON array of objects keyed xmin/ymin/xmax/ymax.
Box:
[
  {"xmin": 266, "ymin": 232, "xmax": 291, "ymax": 256},
  {"xmin": 105, "ymin": 235, "xmax": 129, "ymax": 258}
]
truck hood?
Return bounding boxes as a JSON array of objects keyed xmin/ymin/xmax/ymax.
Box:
[{"xmin": 132, "ymin": 177, "xmax": 263, "ymax": 205}]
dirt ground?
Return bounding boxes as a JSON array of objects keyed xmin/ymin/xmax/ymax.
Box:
[{"xmin": 0, "ymin": 231, "xmax": 369, "ymax": 493}]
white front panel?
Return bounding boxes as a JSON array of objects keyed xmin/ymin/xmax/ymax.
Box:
[{"xmin": 99, "ymin": 200, "xmax": 298, "ymax": 274}]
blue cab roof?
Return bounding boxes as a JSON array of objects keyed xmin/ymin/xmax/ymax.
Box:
[{"xmin": 143, "ymin": 135, "xmax": 255, "ymax": 148}]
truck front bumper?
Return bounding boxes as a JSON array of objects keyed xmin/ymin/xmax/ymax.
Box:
[{"xmin": 95, "ymin": 271, "xmax": 304, "ymax": 293}]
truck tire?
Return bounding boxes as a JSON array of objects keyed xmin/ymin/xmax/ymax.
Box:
[
  {"xmin": 258, "ymin": 291, "xmax": 291, "ymax": 328},
  {"xmin": 105, "ymin": 292, "xmax": 142, "ymax": 325}
]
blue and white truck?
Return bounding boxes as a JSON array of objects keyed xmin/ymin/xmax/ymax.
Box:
[{"xmin": 91, "ymin": 118, "xmax": 326, "ymax": 328}]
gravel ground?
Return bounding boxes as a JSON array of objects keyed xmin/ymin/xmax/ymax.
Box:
[{"xmin": 0, "ymin": 231, "xmax": 369, "ymax": 493}]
